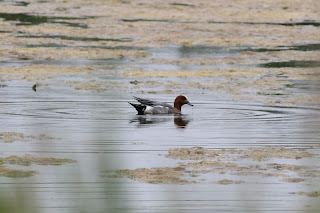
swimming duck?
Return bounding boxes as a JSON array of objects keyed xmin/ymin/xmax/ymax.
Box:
[{"xmin": 129, "ymin": 95, "xmax": 193, "ymax": 115}]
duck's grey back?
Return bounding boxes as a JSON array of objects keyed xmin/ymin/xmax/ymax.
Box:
[{"xmin": 134, "ymin": 96, "xmax": 173, "ymax": 109}]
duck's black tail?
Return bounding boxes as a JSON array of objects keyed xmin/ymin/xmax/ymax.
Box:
[{"xmin": 129, "ymin": 102, "xmax": 146, "ymax": 115}]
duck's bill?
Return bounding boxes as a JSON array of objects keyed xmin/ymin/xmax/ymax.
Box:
[{"xmin": 187, "ymin": 101, "xmax": 193, "ymax": 106}]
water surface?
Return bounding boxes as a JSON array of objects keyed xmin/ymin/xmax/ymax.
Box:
[
  {"xmin": 0, "ymin": 80, "xmax": 319, "ymax": 213},
  {"xmin": 0, "ymin": 3, "xmax": 319, "ymax": 212}
]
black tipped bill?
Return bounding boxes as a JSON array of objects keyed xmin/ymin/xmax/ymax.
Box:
[{"xmin": 186, "ymin": 101, "xmax": 193, "ymax": 106}]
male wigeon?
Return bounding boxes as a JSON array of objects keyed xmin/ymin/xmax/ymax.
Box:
[{"xmin": 129, "ymin": 95, "xmax": 193, "ymax": 115}]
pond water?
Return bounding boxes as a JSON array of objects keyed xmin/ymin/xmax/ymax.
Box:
[
  {"xmin": 0, "ymin": 2, "xmax": 320, "ymax": 212},
  {"xmin": 0, "ymin": 79, "xmax": 319, "ymax": 213}
]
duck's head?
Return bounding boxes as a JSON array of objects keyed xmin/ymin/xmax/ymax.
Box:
[
  {"xmin": 176, "ymin": 95, "xmax": 193, "ymax": 106},
  {"xmin": 174, "ymin": 95, "xmax": 193, "ymax": 111}
]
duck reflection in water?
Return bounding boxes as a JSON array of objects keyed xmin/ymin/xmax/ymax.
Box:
[
  {"xmin": 174, "ymin": 115, "xmax": 189, "ymax": 128},
  {"xmin": 130, "ymin": 115, "xmax": 190, "ymax": 128}
]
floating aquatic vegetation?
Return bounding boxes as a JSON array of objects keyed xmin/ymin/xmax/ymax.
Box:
[
  {"xmin": 281, "ymin": 178, "xmax": 305, "ymax": 183},
  {"xmin": 0, "ymin": 154, "xmax": 76, "ymax": 178},
  {"xmin": 180, "ymin": 161, "xmax": 244, "ymax": 173},
  {"xmin": 105, "ymin": 146, "xmax": 319, "ymax": 185},
  {"xmin": 0, "ymin": 132, "xmax": 61, "ymax": 143},
  {"xmin": 107, "ymin": 167, "xmax": 189, "ymax": 184},
  {"xmin": 0, "ymin": 132, "xmax": 27, "ymax": 143},
  {"xmin": 0, "ymin": 46, "xmax": 149, "ymax": 61},
  {"xmin": 0, "ymin": 12, "xmax": 90, "ymax": 28},
  {"xmin": 0, "ymin": 165, "xmax": 36, "ymax": 178},
  {"xmin": 260, "ymin": 60, "xmax": 320, "ymax": 68},
  {"xmin": 166, "ymin": 146, "xmax": 315, "ymax": 162},
  {"xmin": 17, "ymin": 35, "xmax": 133, "ymax": 42},
  {"xmin": 166, "ymin": 146, "xmax": 239, "ymax": 160},
  {"xmin": 216, "ymin": 179, "xmax": 245, "ymax": 185},
  {"xmin": 0, "ymin": 154, "xmax": 76, "ymax": 166},
  {"xmin": 169, "ymin": 3, "xmax": 196, "ymax": 7},
  {"xmin": 0, "ymin": 65, "xmax": 91, "ymax": 79},
  {"xmin": 242, "ymin": 147, "xmax": 316, "ymax": 161},
  {"xmin": 66, "ymin": 80, "xmax": 127, "ymax": 92},
  {"xmin": 290, "ymin": 191, "xmax": 320, "ymax": 197}
]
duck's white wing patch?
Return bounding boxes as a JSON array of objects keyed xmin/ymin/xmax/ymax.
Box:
[
  {"xmin": 144, "ymin": 105, "xmax": 171, "ymax": 114},
  {"xmin": 144, "ymin": 106, "xmax": 154, "ymax": 114}
]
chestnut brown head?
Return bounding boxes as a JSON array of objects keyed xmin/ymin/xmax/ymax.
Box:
[
  {"xmin": 173, "ymin": 95, "xmax": 193, "ymax": 113},
  {"xmin": 175, "ymin": 95, "xmax": 193, "ymax": 106}
]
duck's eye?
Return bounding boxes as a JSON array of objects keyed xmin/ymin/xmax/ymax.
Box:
[{"xmin": 181, "ymin": 96, "xmax": 186, "ymax": 100}]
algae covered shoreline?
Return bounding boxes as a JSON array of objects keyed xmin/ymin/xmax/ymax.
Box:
[{"xmin": 0, "ymin": 0, "xmax": 319, "ymax": 107}]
